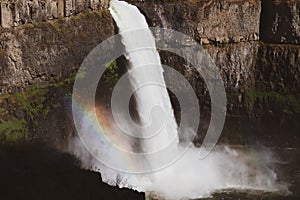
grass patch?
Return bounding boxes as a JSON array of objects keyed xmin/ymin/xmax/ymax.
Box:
[
  {"xmin": 0, "ymin": 120, "xmax": 28, "ymax": 143},
  {"xmin": 13, "ymin": 85, "xmax": 50, "ymax": 123},
  {"xmin": 246, "ymin": 91, "xmax": 300, "ymax": 113},
  {"xmin": 0, "ymin": 73, "xmax": 76, "ymax": 144}
]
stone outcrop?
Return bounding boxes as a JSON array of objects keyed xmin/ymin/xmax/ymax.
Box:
[
  {"xmin": 0, "ymin": 10, "xmax": 114, "ymax": 94},
  {"xmin": 129, "ymin": 0, "xmax": 300, "ymax": 146},
  {"xmin": 256, "ymin": 43, "xmax": 300, "ymax": 94},
  {"xmin": 0, "ymin": 0, "xmax": 299, "ymax": 146},
  {"xmin": 0, "ymin": 0, "xmax": 109, "ymax": 28},
  {"xmin": 129, "ymin": 0, "xmax": 261, "ymax": 44},
  {"xmin": 131, "ymin": 0, "xmax": 300, "ymax": 92},
  {"xmin": 206, "ymin": 42, "xmax": 259, "ymax": 89}
]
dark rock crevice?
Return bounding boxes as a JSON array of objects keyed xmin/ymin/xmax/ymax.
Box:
[{"xmin": 260, "ymin": 0, "xmax": 300, "ymax": 44}]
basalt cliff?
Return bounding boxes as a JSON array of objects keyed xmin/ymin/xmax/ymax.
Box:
[{"xmin": 0, "ymin": 0, "xmax": 299, "ymax": 148}]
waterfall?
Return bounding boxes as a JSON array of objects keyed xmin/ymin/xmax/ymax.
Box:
[
  {"xmin": 70, "ymin": 1, "xmax": 282, "ymax": 199},
  {"xmin": 109, "ymin": 0, "xmax": 178, "ymax": 154}
]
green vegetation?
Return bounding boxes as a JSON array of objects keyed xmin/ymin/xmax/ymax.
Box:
[
  {"xmin": 103, "ymin": 60, "xmax": 120, "ymax": 91},
  {"xmin": 0, "ymin": 73, "xmax": 76, "ymax": 144},
  {"xmin": 0, "ymin": 64, "xmax": 122, "ymax": 144},
  {"xmin": 0, "ymin": 119, "xmax": 28, "ymax": 143},
  {"xmin": 246, "ymin": 90, "xmax": 300, "ymax": 113},
  {"xmin": 0, "ymin": 8, "xmax": 114, "ymax": 144},
  {"xmin": 14, "ymin": 85, "xmax": 50, "ymax": 123}
]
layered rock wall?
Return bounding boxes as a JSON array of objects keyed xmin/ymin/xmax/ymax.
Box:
[
  {"xmin": 130, "ymin": 0, "xmax": 261, "ymax": 44},
  {"xmin": 1, "ymin": 0, "xmax": 299, "ymax": 93},
  {"xmin": 0, "ymin": 10, "xmax": 114, "ymax": 93},
  {"xmin": 0, "ymin": 0, "xmax": 299, "ymax": 146},
  {"xmin": 130, "ymin": 0, "xmax": 300, "ymax": 146},
  {"xmin": 0, "ymin": 0, "xmax": 109, "ymax": 28}
]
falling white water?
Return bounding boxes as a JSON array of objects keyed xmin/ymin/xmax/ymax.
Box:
[
  {"xmin": 109, "ymin": 0, "xmax": 178, "ymax": 154},
  {"xmin": 69, "ymin": 0, "xmax": 284, "ymax": 199}
]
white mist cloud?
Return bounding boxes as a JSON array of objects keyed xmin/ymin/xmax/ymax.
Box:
[{"xmin": 68, "ymin": 113, "xmax": 283, "ymax": 199}]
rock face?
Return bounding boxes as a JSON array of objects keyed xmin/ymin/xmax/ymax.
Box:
[
  {"xmin": 0, "ymin": 0, "xmax": 109, "ymax": 28},
  {"xmin": 131, "ymin": 0, "xmax": 299, "ymax": 90},
  {"xmin": 130, "ymin": 0, "xmax": 261, "ymax": 44},
  {"xmin": 0, "ymin": 0, "xmax": 299, "ymax": 147},
  {"xmin": 0, "ymin": 10, "xmax": 114, "ymax": 94},
  {"xmin": 130, "ymin": 0, "xmax": 300, "ymax": 146},
  {"xmin": 206, "ymin": 42, "xmax": 259, "ymax": 89},
  {"xmin": 256, "ymin": 43, "xmax": 300, "ymax": 95}
]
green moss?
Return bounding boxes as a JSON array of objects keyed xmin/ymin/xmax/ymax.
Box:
[
  {"xmin": 0, "ymin": 9, "xmax": 114, "ymax": 144},
  {"xmin": 0, "ymin": 119, "xmax": 28, "ymax": 143},
  {"xmin": 14, "ymin": 73, "xmax": 77, "ymax": 124},
  {"xmin": 0, "ymin": 71, "xmax": 77, "ymax": 144},
  {"xmin": 13, "ymin": 85, "xmax": 50, "ymax": 124},
  {"xmin": 246, "ymin": 91, "xmax": 300, "ymax": 113},
  {"xmin": 103, "ymin": 60, "xmax": 119, "ymax": 90}
]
